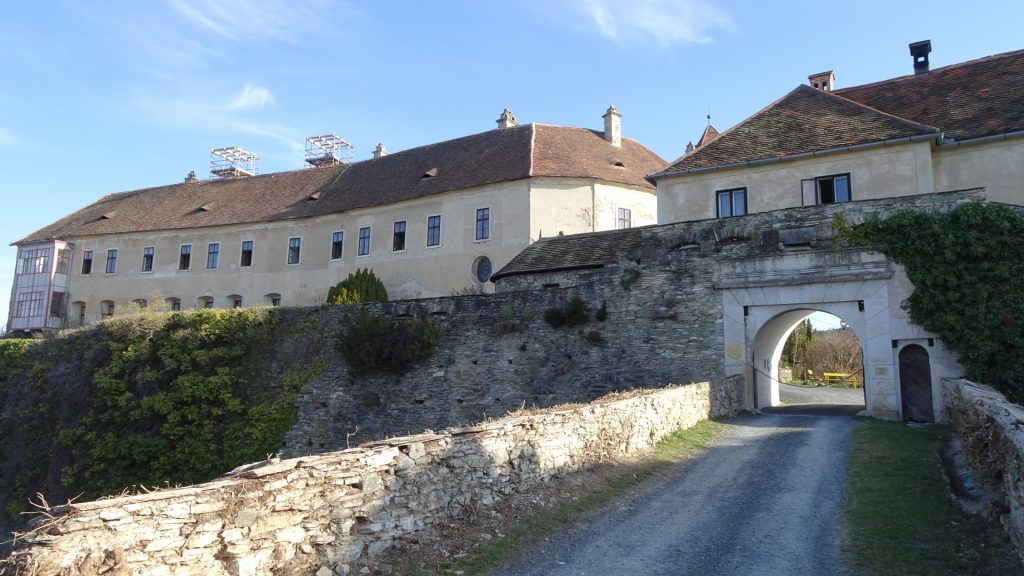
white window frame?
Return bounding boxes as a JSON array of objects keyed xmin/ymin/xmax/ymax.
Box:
[
  {"xmin": 357, "ymin": 227, "xmax": 371, "ymax": 257},
  {"xmin": 426, "ymin": 214, "xmax": 442, "ymax": 248},
  {"xmin": 475, "ymin": 207, "xmax": 490, "ymax": 241},
  {"xmin": 286, "ymin": 236, "xmax": 302, "ymax": 266},
  {"xmin": 240, "ymin": 240, "xmax": 254, "ymax": 268},
  {"xmin": 206, "ymin": 242, "xmax": 221, "ymax": 270},
  {"xmin": 179, "ymin": 244, "xmax": 192, "ymax": 271},
  {"xmin": 330, "ymin": 230, "xmax": 345, "ymax": 261}
]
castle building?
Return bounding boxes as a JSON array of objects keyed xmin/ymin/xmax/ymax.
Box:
[
  {"xmin": 7, "ymin": 108, "xmax": 665, "ymax": 334},
  {"xmin": 651, "ymin": 42, "xmax": 1024, "ymax": 222}
]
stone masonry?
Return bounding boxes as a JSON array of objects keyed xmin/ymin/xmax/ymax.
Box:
[
  {"xmin": 6, "ymin": 381, "xmax": 741, "ymax": 575},
  {"xmin": 945, "ymin": 378, "xmax": 1024, "ymax": 563}
]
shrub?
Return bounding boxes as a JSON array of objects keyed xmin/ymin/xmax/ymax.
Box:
[
  {"xmin": 0, "ymin": 339, "xmax": 32, "ymax": 382},
  {"xmin": 337, "ymin": 310, "xmax": 441, "ymax": 374},
  {"xmin": 835, "ymin": 202, "xmax": 1024, "ymax": 401},
  {"xmin": 544, "ymin": 296, "xmax": 590, "ymax": 328},
  {"xmin": 328, "ymin": 268, "xmax": 388, "ymax": 305}
]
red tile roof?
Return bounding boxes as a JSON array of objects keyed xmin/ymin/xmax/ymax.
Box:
[
  {"xmin": 655, "ymin": 48, "xmax": 1024, "ymax": 177},
  {"xmin": 659, "ymin": 85, "xmax": 939, "ymax": 173},
  {"xmin": 835, "ymin": 49, "xmax": 1024, "ymax": 141},
  {"xmin": 17, "ymin": 124, "xmax": 666, "ymax": 244}
]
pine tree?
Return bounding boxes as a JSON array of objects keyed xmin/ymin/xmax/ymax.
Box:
[{"xmin": 327, "ymin": 269, "xmax": 388, "ymax": 304}]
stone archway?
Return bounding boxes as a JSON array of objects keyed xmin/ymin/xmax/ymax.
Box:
[{"xmin": 717, "ymin": 249, "xmax": 904, "ymax": 419}]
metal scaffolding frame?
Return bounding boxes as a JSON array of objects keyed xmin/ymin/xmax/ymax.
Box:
[
  {"xmin": 305, "ymin": 134, "xmax": 354, "ymax": 167},
  {"xmin": 210, "ymin": 146, "xmax": 260, "ymax": 178}
]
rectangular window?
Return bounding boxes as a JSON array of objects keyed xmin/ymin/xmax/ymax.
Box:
[
  {"xmin": 179, "ymin": 245, "xmax": 192, "ymax": 270},
  {"xmin": 271, "ymin": 297, "xmax": 281, "ymax": 307},
  {"xmin": 240, "ymin": 240, "xmax": 253, "ymax": 267},
  {"xmin": 203, "ymin": 300, "xmax": 214, "ymax": 309},
  {"xmin": 476, "ymin": 208, "xmax": 490, "ymax": 240},
  {"xmin": 49, "ymin": 292, "xmax": 65, "ymax": 318},
  {"xmin": 206, "ymin": 243, "xmax": 220, "ymax": 269},
  {"xmin": 171, "ymin": 300, "xmax": 181, "ymax": 312},
  {"xmin": 815, "ymin": 174, "xmax": 851, "ymax": 204},
  {"xmin": 331, "ymin": 231, "xmax": 344, "ymax": 260},
  {"xmin": 81, "ymin": 250, "xmax": 93, "ymax": 275},
  {"xmin": 56, "ymin": 249, "xmax": 70, "ymax": 274},
  {"xmin": 393, "ymin": 221, "xmax": 406, "ymax": 252},
  {"xmin": 716, "ymin": 188, "xmax": 748, "ymax": 218},
  {"xmin": 142, "ymin": 247, "xmax": 154, "ymax": 272},
  {"xmin": 358, "ymin": 227, "xmax": 371, "ymax": 256},
  {"xmin": 232, "ymin": 297, "xmax": 242, "ymax": 308},
  {"xmin": 426, "ymin": 215, "xmax": 441, "ymax": 247},
  {"xmin": 14, "ymin": 291, "xmax": 45, "ymax": 318},
  {"xmin": 617, "ymin": 207, "xmax": 632, "ymax": 229},
  {"xmin": 287, "ymin": 237, "xmax": 301, "ymax": 265},
  {"xmin": 105, "ymin": 249, "xmax": 118, "ymax": 274},
  {"xmin": 18, "ymin": 248, "xmax": 51, "ymax": 275}
]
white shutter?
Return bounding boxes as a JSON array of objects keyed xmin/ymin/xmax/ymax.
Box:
[{"xmin": 801, "ymin": 179, "xmax": 816, "ymax": 206}]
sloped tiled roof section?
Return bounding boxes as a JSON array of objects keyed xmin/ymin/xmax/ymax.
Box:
[
  {"xmin": 17, "ymin": 124, "xmax": 666, "ymax": 244},
  {"xmin": 835, "ymin": 49, "xmax": 1024, "ymax": 142},
  {"xmin": 657, "ymin": 85, "xmax": 940, "ymax": 174},
  {"xmin": 531, "ymin": 125, "xmax": 667, "ymax": 190},
  {"xmin": 16, "ymin": 167, "xmax": 347, "ymax": 245},
  {"xmin": 491, "ymin": 227, "xmax": 647, "ymax": 281}
]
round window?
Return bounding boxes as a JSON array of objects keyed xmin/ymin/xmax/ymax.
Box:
[{"xmin": 475, "ymin": 256, "xmax": 493, "ymax": 283}]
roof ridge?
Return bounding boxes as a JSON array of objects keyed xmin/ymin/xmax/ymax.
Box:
[
  {"xmin": 835, "ymin": 47, "xmax": 1024, "ymax": 94},
  {"xmin": 811, "ymin": 85, "xmax": 942, "ymax": 134},
  {"xmin": 528, "ymin": 123, "xmax": 536, "ymax": 177}
]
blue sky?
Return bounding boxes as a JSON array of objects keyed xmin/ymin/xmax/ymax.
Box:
[{"xmin": 2, "ymin": 0, "xmax": 1022, "ymax": 330}]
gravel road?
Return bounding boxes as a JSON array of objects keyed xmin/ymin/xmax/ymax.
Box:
[{"xmin": 492, "ymin": 412, "xmax": 854, "ymax": 576}]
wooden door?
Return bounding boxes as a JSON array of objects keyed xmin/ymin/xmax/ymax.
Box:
[{"xmin": 899, "ymin": 345, "xmax": 934, "ymax": 422}]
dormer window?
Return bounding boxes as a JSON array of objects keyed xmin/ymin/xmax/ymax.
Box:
[{"xmin": 421, "ymin": 167, "xmax": 438, "ymax": 180}]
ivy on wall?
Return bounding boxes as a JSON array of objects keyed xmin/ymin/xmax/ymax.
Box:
[
  {"xmin": 835, "ymin": 202, "xmax": 1024, "ymax": 402},
  {"xmin": 0, "ymin": 308, "xmax": 325, "ymax": 526}
]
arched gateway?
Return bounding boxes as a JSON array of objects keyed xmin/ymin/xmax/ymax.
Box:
[{"xmin": 718, "ymin": 248, "xmax": 956, "ymax": 421}]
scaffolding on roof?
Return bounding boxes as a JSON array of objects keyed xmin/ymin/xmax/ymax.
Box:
[
  {"xmin": 305, "ymin": 134, "xmax": 354, "ymax": 167},
  {"xmin": 211, "ymin": 146, "xmax": 260, "ymax": 178}
]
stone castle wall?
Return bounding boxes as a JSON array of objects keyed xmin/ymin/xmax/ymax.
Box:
[
  {"xmin": 945, "ymin": 378, "xmax": 1024, "ymax": 562},
  {"xmin": 8, "ymin": 382, "xmax": 740, "ymax": 576}
]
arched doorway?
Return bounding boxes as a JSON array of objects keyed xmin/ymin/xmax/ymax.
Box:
[
  {"xmin": 752, "ymin": 308, "xmax": 865, "ymax": 413},
  {"xmin": 898, "ymin": 345, "xmax": 934, "ymax": 422}
]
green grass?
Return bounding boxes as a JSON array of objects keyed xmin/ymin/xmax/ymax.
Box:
[
  {"xmin": 389, "ymin": 419, "xmax": 728, "ymax": 576},
  {"xmin": 841, "ymin": 419, "xmax": 1020, "ymax": 576}
]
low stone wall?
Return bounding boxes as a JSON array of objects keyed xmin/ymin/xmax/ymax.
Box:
[
  {"xmin": 7, "ymin": 380, "xmax": 740, "ymax": 576},
  {"xmin": 945, "ymin": 378, "xmax": 1024, "ymax": 562}
]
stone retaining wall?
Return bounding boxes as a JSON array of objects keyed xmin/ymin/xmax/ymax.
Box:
[
  {"xmin": 7, "ymin": 379, "xmax": 740, "ymax": 575},
  {"xmin": 944, "ymin": 378, "xmax": 1024, "ymax": 562}
]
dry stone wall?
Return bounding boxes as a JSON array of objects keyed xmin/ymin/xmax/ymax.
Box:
[
  {"xmin": 6, "ymin": 382, "xmax": 738, "ymax": 576},
  {"xmin": 945, "ymin": 378, "xmax": 1024, "ymax": 562}
]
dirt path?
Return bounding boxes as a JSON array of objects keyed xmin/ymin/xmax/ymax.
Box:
[{"xmin": 491, "ymin": 413, "xmax": 853, "ymax": 576}]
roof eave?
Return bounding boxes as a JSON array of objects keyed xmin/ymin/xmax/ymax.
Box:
[
  {"xmin": 491, "ymin": 263, "xmax": 605, "ymax": 282},
  {"xmin": 648, "ymin": 132, "xmax": 941, "ymax": 182},
  {"xmin": 938, "ymin": 129, "xmax": 1024, "ymax": 148}
]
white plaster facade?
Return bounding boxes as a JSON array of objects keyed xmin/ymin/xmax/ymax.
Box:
[
  {"xmin": 9, "ymin": 171, "xmax": 656, "ymax": 331},
  {"xmin": 657, "ymin": 138, "xmax": 1022, "ymax": 224}
]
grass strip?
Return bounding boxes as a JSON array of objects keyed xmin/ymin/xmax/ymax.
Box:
[
  {"xmin": 841, "ymin": 418, "xmax": 1020, "ymax": 576},
  {"xmin": 389, "ymin": 418, "xmax": 728, "ymax": 576}
]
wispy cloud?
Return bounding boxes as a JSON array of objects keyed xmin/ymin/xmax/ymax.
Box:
[
  {"xmin": 229, "ymin": 83, "xmax": 275, "ymax": 111},
  {"xmin": 575, "ymin": 0, "xmax": 733, "ymax": 46},
  {"xmin": 169, "ymin": 0, "xmax": 332, "ymax": 43}
]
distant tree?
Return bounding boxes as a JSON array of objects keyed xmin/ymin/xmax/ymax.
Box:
[
  {"xmin": 781, "ymin": 319, "xmax": 815, "ymax": 370},
  {"xmin": 327, "ymin": 269, "xmax": 388, "ymax": 305},
  {"xmin": 804, "ymin": 329, "xmax": 863, "ymax": 386}
]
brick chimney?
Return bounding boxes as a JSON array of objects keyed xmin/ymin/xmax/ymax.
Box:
[
  {"xmin": 910, "ymin": 40, "xmax": 932, "ymax": 74},
  {"xmin": 373, "ymin": 143, "xmax": 388, "ymax": 159},
  {"xmin": 808, "ymin": 70, "xmax": 835, "ymax": 91},
  {"xmin": 603, "ymin": 105, "xmax": 621, "ymax": 147},
  {"xmin": 496, "ymin": 108, "xmax": 518, "ymax": 130}
]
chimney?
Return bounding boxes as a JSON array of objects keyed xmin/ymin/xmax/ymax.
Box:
[
  {"xmin": 808, "ymin": 70, "xmax": 835, "ymax": 91},
  {"xmin": 910, "ymin": 40, "xmax": 932, "ymax": 74},
  {"xmin": 496, "ymin": 108, "xmax": 518, "ymax": 130},
  {"xmin": 685, "ymin": 142, "xmax": 695, "ymax": 155},
  {"xmin": 373, "ymin": 143, "xmax": 388, "ymax": 159},
  {"xmin": 184, "ymin": 170, "xmax": 198, "ymax": 183},
  {"xmin": 603, "ymin": 105, "xmax": 621, "ymax": 147}
]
